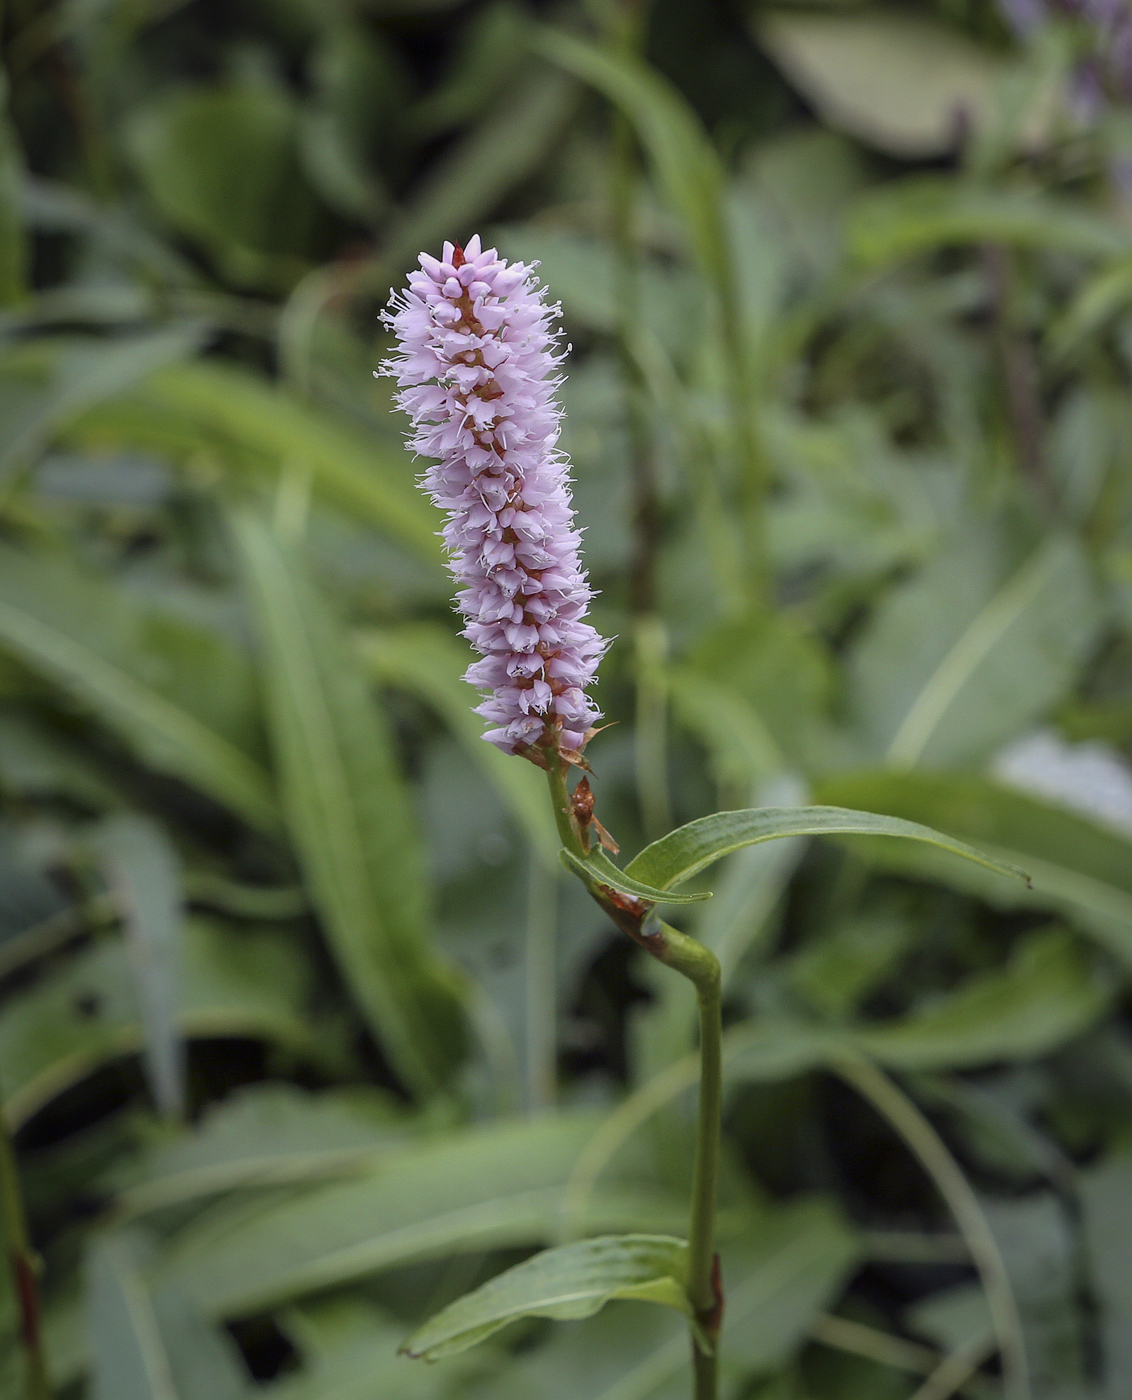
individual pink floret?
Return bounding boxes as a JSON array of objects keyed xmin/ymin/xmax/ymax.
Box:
[{"xmin": 382, "ymin": 236, "xmax": 608, "ymax": 756}]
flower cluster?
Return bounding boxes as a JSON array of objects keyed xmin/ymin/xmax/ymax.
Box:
[{"xmin": 382, "ymin": 236, "xmax": 607, "ymax": 756}]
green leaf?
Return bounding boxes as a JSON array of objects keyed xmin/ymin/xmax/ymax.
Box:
[
  {"xmin": 1079, "ymin": 1154, "xmax": 1132, "ymax": 1391},
  {"xmin": 0, "ymin": 326, "xmax": 204, "ymax": 483},
  {"xmin": 268, "ymin": 1297, "xmax": 483, "ymax": 1400},
  {"xmin": 402, "ymin": 1235, "xmax": 691, "ymax": 1361},
  {"xmin": 298, "ymin": 24, "xmax": 396, "ymax": 223},
  {"xmin": 355, "ymin": 624, "xmax": 557, "ymax": 865},
  {"xmin": 231, "ymin": 512, "xmax": 465, "ymax": 1095},
  {"xmin": 725, "ymin": 930, "xmax": 1106, "ymax": 1080},
  {"xmin": 0, "ymin": 542, "xmax": 278, "ymax": 832},
  {"xmin": 560, "ymin": 846, "xmax": 713, "ymax": 906},
  {"xmin": 460, "ymin": 1200, "xmax": 859, "ymax": 1399},
  {"xmin": 0, "ymin": 918, "xmax": 319, "ymax": 1129},
  {"xmin": 70, "ymin": 360, "xmax": 440, "ymax": 561},
  {"xmin": 117, "ymin": 1085, "xmax": 408, "ymax": 1218},
  {"xmin": 0, "ymin": 69, "xmax": 27, "ymax": 304},
  {"xmin": 853, "ymin": 928, "xmax": 1108, "ymax": 1070},
  {"xmin": 86, "ymin": 1231, "xmax": 247, "ymax": 1400},
  {"xmin": 157, "ymin": 1113, "xmax": 684, "ymax": 1317},
  {"xmin": 847, "ymin": 177, "xmax": 1130, "ymax": 267},
  {"xmin": 378, "ymin": 64, "xmax": 577, "ymax": 283},
  {"xmin": 625, "ymin": 807, "xmax": 1029, "ymax": 894},
  {"xmin": 534, "ymin": 28, "xmax": 730, "ymax": 295},
  {"xmin": 851, "ymin": 535, "xmax": 1101, "ymax": 768},
  {"xmin": 125, "ymin": 80, "xmax": 318, "ymax": 290},
  {"xmin": 669, "ymin": 669, "xmax": 787, "ymax": 796},
  {"xmin": 754, "ymin": 10, "xmax": 1054, "ymax": 159},
  {"xmin": 98, "ymin": 814, "xmax": 186, "ymax": 1120},
  {"xmin": 813, "ymin": 772, "xmax": 1132, "ymax": 968}
]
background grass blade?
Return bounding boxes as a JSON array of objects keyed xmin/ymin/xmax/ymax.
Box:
[
  {"xmin": 98, "ymin": 814, "xmax": 186, "ymax": 1120},
  {"xmin": 86, "ymin": 1232, "xmax": 247, "ymax": 1400},
  {"xmin": 356, "ymin": 623, "xmax": 558, "ymax": 865},
  {"xmin": 231, "ymin": 511, "xmax": 465, "ymax": 1095},
  {"xmin": 0, "ymin": 543, "xmax": 278, "ymax": 831}
]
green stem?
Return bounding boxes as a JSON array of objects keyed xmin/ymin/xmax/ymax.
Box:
[
  {"xmin": 656, "ymin": 922, "xmax": 722, "ymax": 1399},
  {"xmin": 545, "ymin": 760, "xmax": 723, "ymax": 1399},
  {"xmin": 525, "ymin": 853, "xmax": 558, "ymax": 1113},
  {"xmin": 0, "ymin": 1101, "xmax": 51, "ymax": 1400},
  {"xmin": 545, "ymin": 754, "xmax": 584, "ymax": 857}
]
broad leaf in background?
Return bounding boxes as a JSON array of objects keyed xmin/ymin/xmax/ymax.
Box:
[
  {"xmin": 624, "ymin": 807, "xmax": 1029, "ymax": 894},
  {"xmin": 0, "ymin": 68, "xmax": 26, "ymax": 304},
  {"xmin": 298, "ymin": 23, "xmax": 395, "ymax": 225},
  {"xmin": 157, "ymin": 1112, "xmax": 682, "ymax": 1317},
  {"xmin": 986, "ymin": 1193, "xmax": 1089, "ymax": 1396},
  {"xmin": 815, "ymin": 772, "xmax": 1132, "ymax": 967},
  {"xmin": 754, "ymin": 9, "xmax": 1058, "ymax": 158},
  {"xmin": 377, "ymin": 64, "xmax": 577, "ymax": 284},
  {"xmin": 850, "ymin": 534, "xmax": 1099, "ymax": 768},
  {"xmin": 98, "ymin": 814, "xmax": 186, "ymax": 1120},
  {"xmin": 403, "ymin": 1235, "xmax": 692, "ymax": 1361},
  {"xmin": 853, "ymin": 928, "xmax": 1108, "ymax": 1070},
  {"xmin": 232, "ymin": 512, "xmax": 465, "ymax": 1095},
  {"xmin": 356, "ymin": 624, "xmax": 557, "ymax": 865},
  {"xmin": 86, "ymin": 1230, "xmax": 247, "ymax": 1400},
  {"xmin": 0, "ymin": 541, "xmax": 277, "ymax": 831},
  {"xmin": 668, "ymin": 670, "xmax": 787, "ymax": 801},
  {"xmin": 125, "ymin": 80, "xmax": 319, "ymax": 290}
]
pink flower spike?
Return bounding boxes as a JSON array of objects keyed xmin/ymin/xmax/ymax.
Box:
[{"xmin": 382, "ymin": 238, "xmax": 608, "ymax": 757}]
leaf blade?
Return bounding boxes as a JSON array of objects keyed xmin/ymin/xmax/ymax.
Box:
[
  {"xmin": 231, "ymin": 511, "xmax": 465, "ymax": 1095},
  {"xmin": 626, "ymin": 806, "xmax": 1030, "ymax": 893},
  {"xmin": 402, "ymin": 1234, "xmax": 690, "ymax": 1361},
  {"xmin": 560, "ymin": 847, "xmax": 713, "ymax": 905},
  {"xmin": 0, "ymin": 544, "xmax": 278, "ymax": 832}
]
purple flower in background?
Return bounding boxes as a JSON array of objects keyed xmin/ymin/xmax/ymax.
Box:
[
  {"xmin": 998, "ymin": 0, "xmax": 1132, "ymax": 109},
  {"xmin": 383, "ymin": 237, "xmax": 607, "ymax": 759}
]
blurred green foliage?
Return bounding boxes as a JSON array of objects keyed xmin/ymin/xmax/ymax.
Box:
[{"xmin": 2, "ymin": 0, "xmax": 1132, "ymax": 1397}]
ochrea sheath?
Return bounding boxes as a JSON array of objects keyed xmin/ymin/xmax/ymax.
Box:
[{"xmin": 382, "ymin": 235, "xmax": 607, "ymax": 757}]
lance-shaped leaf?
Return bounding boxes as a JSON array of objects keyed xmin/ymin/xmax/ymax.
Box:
[
  {"xmin": 402, "ymin": 1234, "xmax": 692, "ymax": 1361},
  {"xmin": 815, "ymin": 771, "xmax": 1132, "ymax": 967},
  {"xmin": 98, "ymin": 814, "xmax": 186, "ymax": 1120},
  {"xmin": 231, "ymin": 511, "xmax": 465, "ymax": 1095},
  {"xmin": 69, "ymin": 360, "xmax": 441, "ymax": 561},
  {"xmin": 356, "ymin": 624, "xmax": 557, "ymax": 865},
  {"xmin": 0, "ymin": 325, "xmax": 204, "ymax": 483},
  {"xmin": 86, "ymin": 1231, "xmax": 247, "ymax": 1400},
  {"xmin": 724, "ymin": 928, "xmax": 1108, "ymax": 1082},
  {"xmin": 625, "ymin": 806, "xmax": 1029, "ymax": 894},
  {"xmin": 560, "ymin": 847, "xmax": 712, "ymax": 905},
  {"xmin": 156, "ymin": 1113, "xmax": 684, "ymax": 1317},
  {"xmin": 1, "ymin": 918, "xmax": 321, "ymax": 1129},
  {"xmin": 0, "ymin": 542, "xmax": 277, "ymax": 832},
  {"xmin": 534, "ymin": 29, "xmax": 730, "ymax": 295}
]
